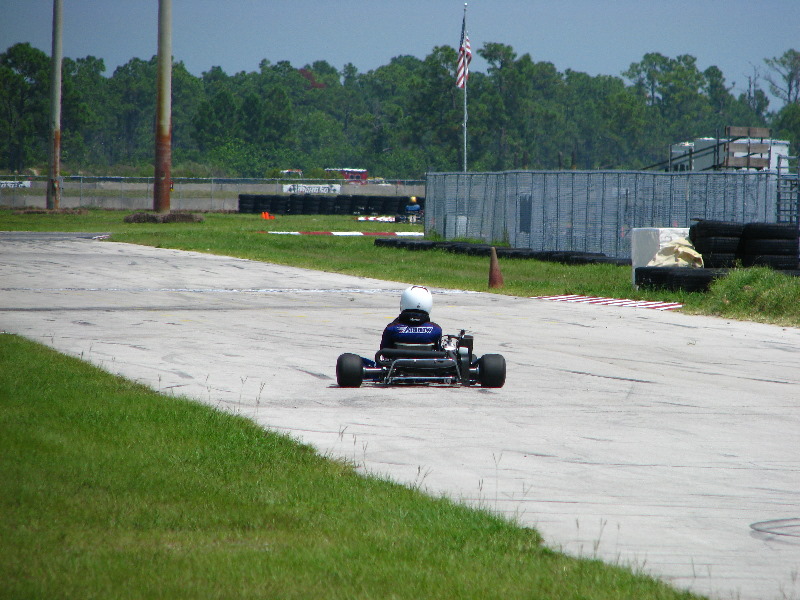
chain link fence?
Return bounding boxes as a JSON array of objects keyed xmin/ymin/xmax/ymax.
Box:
[{"xmin": 426, "ymin": 170, "xmax": 779, "ymax": 258}]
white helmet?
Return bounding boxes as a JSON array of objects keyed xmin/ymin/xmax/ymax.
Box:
[{"xmin": 400, "ymin": 285, "xmax": 433, "ymax": 313}]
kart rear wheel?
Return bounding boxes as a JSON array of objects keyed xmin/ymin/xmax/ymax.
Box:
[
  {"xmin": 478, "ymin": 353, "xmax": 506, "ymax": 388},
  {"xmin": 336, "ymin": 353, "xmax": 364, "ymax": 388}
]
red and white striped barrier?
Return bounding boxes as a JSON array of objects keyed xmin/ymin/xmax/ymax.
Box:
[
  {"xmin": 531, "ymin": 294, "xmax": 683, "ymax": 311},
  {"xmin": 262, "ymin": 231, "xmax": 424, "ymax": 236}
]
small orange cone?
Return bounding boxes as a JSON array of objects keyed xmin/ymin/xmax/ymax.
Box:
[
  {"xmin": 489, "ymin": 247, "xmax": 504, "ymax": 289},
  {"xmin": 261, "ymin": 211, "xmax": 275, "ymax": 220}
]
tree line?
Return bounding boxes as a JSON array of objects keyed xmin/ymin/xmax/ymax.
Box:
[{"xmin": 1, "ymin": 41, "xmax": 799, "ymax": 178}]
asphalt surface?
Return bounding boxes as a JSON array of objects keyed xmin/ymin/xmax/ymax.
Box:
[{"xmin": 2, "ymin": 231, "xmax": 799, "ymax": 600}]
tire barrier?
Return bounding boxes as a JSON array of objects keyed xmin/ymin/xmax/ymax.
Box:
[
  {"xmin": 689, "ymin": 220, "xmax": 745, "ymax": 268},
  {"xmin": 238, "ymin": 195, "xmax": 255, "ymax": 213},
  {"xmin": 690, "ymin": 219, "xmax": 799, "ymax": 271},
  {"xmin": 635, "ymin": 266, "xmax": 730, "ymax": 292},
  {"xmin": 740, "ymin": 222, "xmax": 800, "ymax": 270},
  {"xmin": 376, "ymin": 234, "xmax": 800, "ymax": 293},
  {"xmin": 238, "ymin": 194, "xmax": 425, "ymax": 216},
  {"xmin": 639, "ymin": 219, "xmax": 800, "ymax": 293},
  {"xmin": 373, "ymin": 237, "xmax": 631, "ymax": 266}
]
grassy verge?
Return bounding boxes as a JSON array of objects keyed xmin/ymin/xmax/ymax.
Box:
[
  {"xmin": 2, "ymin": 208, "xmax": 799, "ymax": 328},
  {"xmin": 0, "ymin": 333, "xmax": 703, "ymax": 599}
]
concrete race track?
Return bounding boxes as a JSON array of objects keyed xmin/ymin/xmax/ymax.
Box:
[{"xmin": 1, "ymin": 231, "xmax": 799, "ymax": 600}]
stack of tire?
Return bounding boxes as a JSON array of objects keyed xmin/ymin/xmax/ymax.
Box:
[
  {"xmin": 238, "ymin": 194, "xmax": 256, "ymax": 213},
  {"xmin": 238, "ymin": 194, "xmax": 425, "ymax": 216},
  {"xmin": 636, "ymin": 219, "xmax": 800, "ymax": 293},
  {"xmin": 270, "ymin": 196, "xmax": 289, "ymax": 214},
  {"xmin": 634, "ymin": 266, "xmax": 729, "ymax": 292},
  {"xmin": 689, "ymin": 219, "xmax": 800, "ymax": 271},
  {"xmin": 237, "ymin": 194, "xmax": 290, "ymax": 214},
  {"xmin": 688, "ymin": 220, "xmax": 744, "ymax": 268},
  {"xmin": 334, "ymin": 195, "xmax": 353, "ymax": 215},
  {"xmin": 739, "ymin": 223, "xmax": 800, "ymax": 270}
]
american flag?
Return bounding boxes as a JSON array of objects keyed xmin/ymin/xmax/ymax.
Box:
[{"xmin": 456, "ymin": 13, "xmax": 471, "ymax": 89}]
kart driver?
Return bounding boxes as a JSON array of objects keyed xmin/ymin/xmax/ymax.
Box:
[
  {"xmin": 380, "ymin": 285, "xmax": 443, "ymax": 350},
  {"xmin": 405, "ymin": 196, "xmax": 421, "ymax": 223}
]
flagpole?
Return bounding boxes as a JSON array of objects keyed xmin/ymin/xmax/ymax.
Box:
[{"xmin": 462, "ymin": 3, "xmax": 468, "ymax": 173}]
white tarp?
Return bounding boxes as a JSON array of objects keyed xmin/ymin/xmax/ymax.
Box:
[
  {"xmin": 631, "ymin": 227, "xmax": 691, "ymax": 285},
  {"xmin": 646, "ymin": 237, "xmax": 704, "ymax": 268}
]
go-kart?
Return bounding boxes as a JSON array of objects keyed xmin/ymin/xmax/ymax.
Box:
[{"xmin": 336, "ymin": 330, "xmax": 506, "ymax": 388}]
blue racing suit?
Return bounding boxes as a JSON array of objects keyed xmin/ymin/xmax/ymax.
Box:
[
  {"xmin": 380, "ymin": 309, "xmax": 442, "ymax": 350},
  {"xmin": 362, "ymin": 309, "xmax": 442, "ymax": 371}
]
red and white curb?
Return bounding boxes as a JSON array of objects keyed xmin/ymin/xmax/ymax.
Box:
[
  {"xmin": 531, "ymin": 294, "xmax": 683, "ymax": 311},
  {"xmin": 261, "ymin": 231, "xmax": 423, "ymax": 236}
]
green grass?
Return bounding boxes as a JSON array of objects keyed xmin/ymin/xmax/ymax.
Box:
[
  {"xmin": 700, "ymin": 266, "xmax": 800, "ymax": 323},
  {"xmin": 0, "ymin": 333, "xmax": 703, "ymax": 599},
  {"xmin": 3, "ymin": 207, "xmax": 800, "ymax": 326}
]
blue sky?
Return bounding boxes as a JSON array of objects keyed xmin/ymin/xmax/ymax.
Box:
[{"xmin": 2, "ymin": 0, "xmax": 799, "ymax": 108}]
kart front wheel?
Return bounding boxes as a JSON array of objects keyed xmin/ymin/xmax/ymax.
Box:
[
  {"xmin": 478, "ymin": 354, "xmax": 506, "ymax": 388},
  {"xmin": 336, "ymin": 353, "xmax": 364, "ymax": 388}
]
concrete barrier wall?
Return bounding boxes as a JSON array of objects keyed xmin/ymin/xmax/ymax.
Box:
[{"xmin": 0, "ymin": 179, "xmax": 426, "ymax": 211}]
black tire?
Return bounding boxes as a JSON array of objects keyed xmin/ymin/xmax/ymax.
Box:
[
  {"xmin": 565, "ymin": 252, "xmax": 607, "ymax": 265},
  {"xmin": 495, "ymin": 247, "xmax": 534, "ymax": 259},
  {"xmin": 701, "ymin": 252, "xmax": 738, "ymax": 268},
  {"xmin": 689, "ymin": 220, "xmax": 745, "ymax": 241},
  {"xmin": 693, "ymin": 236, "xmax": 742, "ymax": 254},
  {"xmin": 478, "ymin": 354, "xmax": 506, "ymax": 388},
  {"xmin": 444, "ymin": 243, "xmax": 472, "ymax": 255},
  {"xmin": 742, "ymin": 222, "xmax": 800, "ymax": 240},
  {"xmin": 364, "ymin": 196, "xmax": 384, "ymax": 215},
  {"xmin": 466, "ymin": 245, "xmax": 493, "ymax": 257},
  {"xmin": 288, "ymin": 195, "xmax": 305, "ymax": 215},
  {"xmin": 351, "ymin": 197, "xmax": 367, "ymax": 215},
  {"xmin": 270, "ymin": 197, "xmax": 288, "ymax": 214},
  {"xmin": 635, "ymin": 266, "xmax": 672, "ymax": 289},
  {"xmin": 403, "ymin": 240, "xmax": 439, "ymax": 251},
  {"xmin": 742, "ymin": 239, "xmax": 799, "ymax": 256},
  {"xmin": 302, "ymin": 196, "xmax": 321, "ymax": 214},
  {"xmin": 336, "ymin": 353, "xmax": 364, "ymax": 388},
  {"xmin": 666, "ymin": 268, "xmax": 723, "ymax": 293},
  {"xmin": 238, "ymin": 195, "xmax": 255, "ymax": 213},
  {"xmin": 335, "ymin": 196, "xmax": 353, "ymax": 215},
  {"xmin": 742, "ymin": 254, "xmax": 800, "ymax": 270},
  {"xmin": 592, "ymin": 256, "xmax": 632, "ymax": 266},
  {"xmin": 253, "ymin": 195, "xmax": 272, "ymax": 213},
  {"xmin": 321, "ymin": 196, "xmax": 337, "ymax": 215}
]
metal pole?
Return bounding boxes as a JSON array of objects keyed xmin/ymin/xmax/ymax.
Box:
[
  {"xmin": 462, "ymin": 3, "xmax": 468, "ymax": 172},
  {"xmin": 463, "ymin": 69, "xmax": 468, "ymax": 172},
  {"xmin": 46, "ymin": 0, "xmax": 63, "ymax": 210},
  {"xmin": 153, "ymin": 0, "xmax": 172, "ymax": 213},
  {"xmin": 463, "ymin": 2, "xmax": 469, "ymax": 173}
]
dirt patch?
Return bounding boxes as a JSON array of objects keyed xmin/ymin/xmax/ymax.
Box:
[
  {"xmin": 123, "ymin": 212, "xmax": 205, "ymax": 223},
  {"xmin": 12, "ymin": 209, "xmax": 89, "ymax": 215}
]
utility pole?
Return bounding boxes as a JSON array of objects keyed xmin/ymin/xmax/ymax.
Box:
[
  {"xmin": 153, "ymin": 0, "xmax": 172, "ymax": 213},
  {"xmin": 46, "ymin": 0, "xmax": 63, "ymax": 210}
]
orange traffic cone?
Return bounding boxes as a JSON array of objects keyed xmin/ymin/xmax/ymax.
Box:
[
  {"xmin": 261, "ymin": 211, "xmax": 275, "ymax": 220},
  {"xmin": 489, "ymin": 247, "xmax": 504, "ymax": 289}
]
